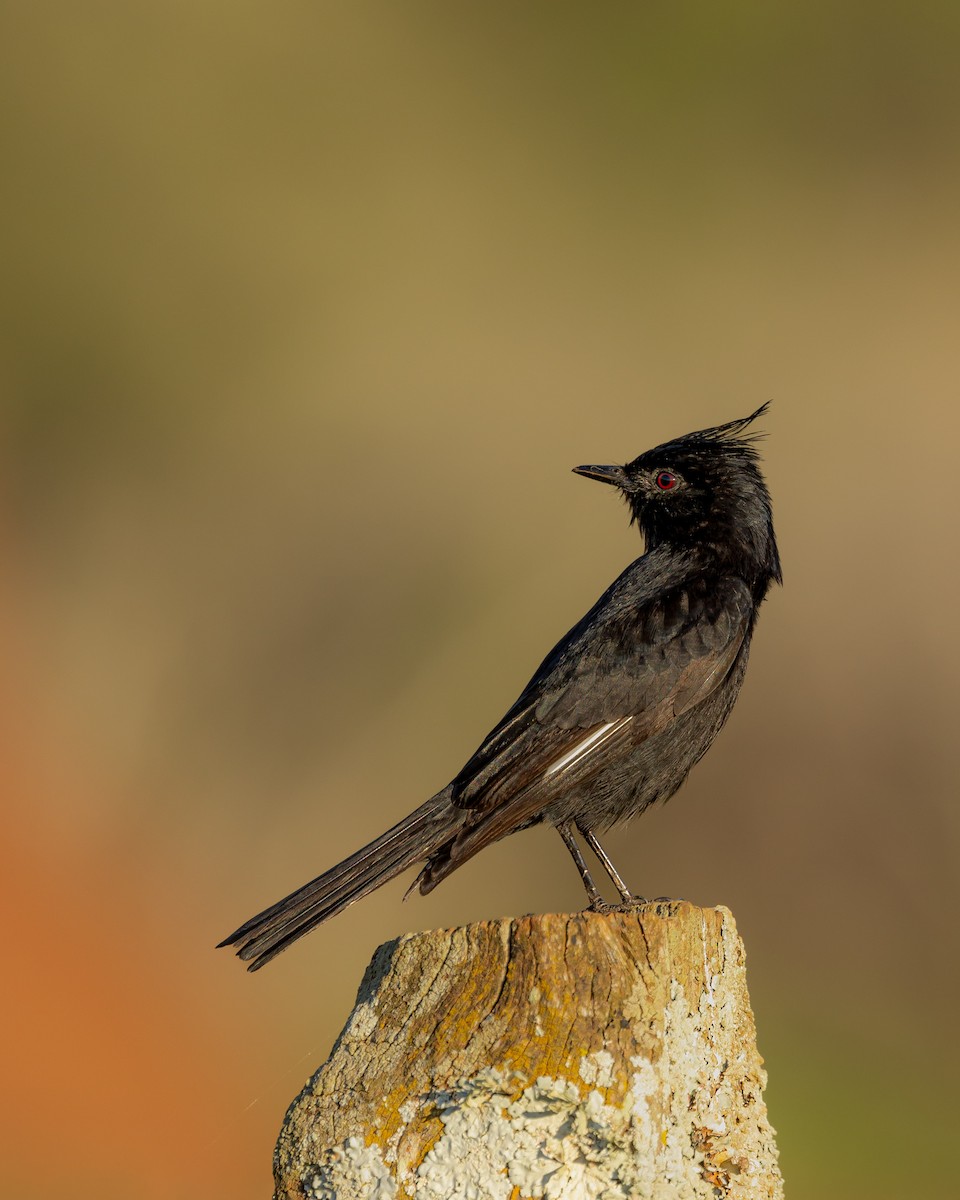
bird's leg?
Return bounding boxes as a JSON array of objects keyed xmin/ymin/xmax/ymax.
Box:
[
  {"xmin": 576, "ymin": 824, "xmax": 643, "ymax": 904},
  {"xmin": 555, "ymin": 821, "xmax": 606, "ymax": 909}
]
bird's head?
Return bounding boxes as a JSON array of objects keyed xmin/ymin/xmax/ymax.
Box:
[{"xmin": 574, "ymin": 404, "xmax": 782, "ymax": 584}]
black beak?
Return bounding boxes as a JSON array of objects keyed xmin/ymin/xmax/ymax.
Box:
[{"xmin": 572, "ymin": 464, "xmax": 627, "ymax": 488}]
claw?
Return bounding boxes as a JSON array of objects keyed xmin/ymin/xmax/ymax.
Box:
[{"xmin": 588, "ymin": 896, "xmax": 649, "ymax": 914}]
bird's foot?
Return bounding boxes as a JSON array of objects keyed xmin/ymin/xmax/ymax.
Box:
[
  {"xmin": 588, "ymin": 895, "xmax": 649, "ymax": 914},
  {"xmin": 587, "ymin": 895, "xmax": 689, "ymax": 915}
]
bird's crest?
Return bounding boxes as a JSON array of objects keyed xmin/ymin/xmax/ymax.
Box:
[{"xmin": 678, "ymin": 402, "xmax": 771, "ymax": 451}]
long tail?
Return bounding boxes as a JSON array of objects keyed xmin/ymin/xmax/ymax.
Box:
[{"xmin": 218, "ymin": 788, "xmax": 457, "ymax": 971}]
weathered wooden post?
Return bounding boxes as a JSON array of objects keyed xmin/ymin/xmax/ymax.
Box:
[{"xmin": 274, "ymin": 902, "xmax": 782, "ymax": 1199}]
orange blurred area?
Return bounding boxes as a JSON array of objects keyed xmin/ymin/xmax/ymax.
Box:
[
  {"xmin": 0, "ymin": 587, "xmax": 274, "ymax": 1200},
  {"xmin": 2, "ymin": 5, "xmax": 959, "ymax": 1198},
  {"xmin": 1, "ymin": 824, "xmax": 264, "ymax": 1200}
]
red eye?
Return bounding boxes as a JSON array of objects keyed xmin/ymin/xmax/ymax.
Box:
[{"xmin": 655, "ymin": 470, "xmax": 678, "ymax": 491}]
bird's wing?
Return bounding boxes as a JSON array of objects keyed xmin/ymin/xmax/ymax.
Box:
[{"xmin": 452, "ymin": 574, "xmax": 754, "ymax": 817}]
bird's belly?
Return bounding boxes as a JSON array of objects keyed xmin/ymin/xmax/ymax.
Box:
[{"xmin": 542, "ymin": 660, "xmax": 746, "ymax": 832}]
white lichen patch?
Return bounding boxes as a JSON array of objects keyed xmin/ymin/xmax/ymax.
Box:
[
  {"xmin": 415, "ymin": 1068, "xmax": 517, "ymax": 1199},
  {"xmin": 506, "ymin": 1077, "xmax": 640, "ymax": 1199},
  {"xmin": 612, "ymin": 911, "xmax": 776, "ymax": 1198},
  {"xmin": 578, "ymin": 1049, "xmax": 615, "ymax": 1088},
  {"xmin": 308, "ymin": 1024, "xmax": 774, "ymax": 1200},
  {"xmin": 345, "ymin": 997, "xmax": 378, "ymax": 1042},
  {"xmin": 414, "ymin": 1070, "xmax": 650, "ymax": 1200},
  {"xmin": 529, "ymin": 986, "xmax": 546, "ymax": 1037},
  {"xmin": 303, "ymin": 1137, "xmax": 397, "ymax": 1200},
  {"xmin": 628, "ymin": 1055, "xmax": 657, "ymax": 1124},
  {"xmin": 382, "ymin": 1099, "xmax": 419, "ymax": 1168},
  {"xmin": 623, "ymin": 959, "xmax": 772, "ymax": 1198}
]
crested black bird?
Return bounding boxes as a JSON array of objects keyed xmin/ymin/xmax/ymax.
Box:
[{"xmin": 220, "ymin": 405, "xmax": 781, "ymax": 970}]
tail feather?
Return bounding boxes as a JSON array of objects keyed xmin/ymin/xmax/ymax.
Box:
[{"xmin": 218, "ymin": 789, "xmax": 456, "ymax": 971}]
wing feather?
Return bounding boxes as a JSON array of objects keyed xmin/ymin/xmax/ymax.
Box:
[{"xmin": 453, "ymin": 575, "xmax": 752, "ymax": 815}]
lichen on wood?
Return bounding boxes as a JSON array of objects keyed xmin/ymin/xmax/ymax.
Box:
[{"xmin": 274, "ymin": 903, "xmax": 783, "ymax": 1200}]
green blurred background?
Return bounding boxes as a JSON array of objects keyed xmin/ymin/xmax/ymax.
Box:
[{"xmin": 2, "ymin": 4, "xmax": 958, "ymax": 1198}]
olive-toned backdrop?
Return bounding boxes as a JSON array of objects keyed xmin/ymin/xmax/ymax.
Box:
[{"xmin": 2, "ymin": 6, "xmax": 957, "ymax": 1198}]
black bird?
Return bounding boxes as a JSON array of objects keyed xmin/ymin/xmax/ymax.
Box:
[{"xmin": 220, "ymin": 405, "xmax": 781, "ymax": 970}]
